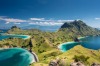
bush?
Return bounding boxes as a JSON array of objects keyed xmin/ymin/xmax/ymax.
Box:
[{"xmin": 73, "ymin": 55, "xmax": 89, "ymax": 64}]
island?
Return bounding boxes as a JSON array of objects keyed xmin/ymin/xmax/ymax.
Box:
[{"xmin": 0, "ymin": 20, "xmax": 100, "ymax": 66}]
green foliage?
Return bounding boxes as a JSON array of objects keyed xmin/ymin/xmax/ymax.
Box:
[
  {"xmin": 1, "ymin": 20, "xmax": 100, "ymax": 66},
  {"xmin": 73, "ymin": 55, "xmax": 89, "ymax": 64},
  {"xmin": 59, "ymin": 20, "xmax": 100, "ymax": 36}
]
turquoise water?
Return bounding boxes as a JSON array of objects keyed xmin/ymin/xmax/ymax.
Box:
[
  {"xmin": 58, "ymin": 36, "xmax": 100, "ymax": 52},
  {"xmin": 0, "ymin": 48, "xmax": 35, "ymax": 66},
  {"xmin": 0, "ymin": 30, "xmax": 30, "ymax": 40},
  {"xmin": 0, "ymin": 31, "xmax": 36, "ymax": 66},
  {"xmin": 0, "ymin": 34, "xmax": 30, "ymax": 40},
  {"xmin": 58, "ymin": 42, "xmax": 81, "ymax": 52}
]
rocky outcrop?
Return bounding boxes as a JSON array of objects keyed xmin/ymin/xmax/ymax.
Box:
[
  {"xmin": 74, "ymin": 37, "xmax": 80, "ymax": 42},
  {"xmin": 49, "ymin": 60, "xmax": 100, "ymax": 66},
  {"xmin": 70, "ymin": 62, "xmax": 85, "ymax": 66},
  {"xmin": 49, "ymin": 58, "xmax": 60, "ymax": 66},
  {"xmin": 91, "ymin": 63, "xmax": 100, "ymax": 66},
  {"xmin": 59, "ymin": 20, "xmax": 100, "ymax": 36},
  {"xmin": 49, "ymin": 58, "xmax": 67, "ymax": 66}
]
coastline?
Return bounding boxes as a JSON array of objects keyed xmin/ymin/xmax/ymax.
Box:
[
  {"xmin": 58, "ymin": 36, "xmax": 87, "ymax": 52},
  {"xmin": 1, "ymin": 34, "xmax": 31, "ymax": 40}
]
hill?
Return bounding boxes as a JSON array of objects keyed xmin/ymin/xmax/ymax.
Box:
[
  {"xmin": 21, "ymin": 25, "xmax": 60, "ymax": 32},
  {"xmin": 59, "ymin": 20, "xmax": 100, "ymax": 36},
  {"xmin": 1, "ymin": 20, "xmax": 100, "ymax": 66},
  {"xmin": 6, "ymin": 20, "xmax": 100, "ymax": 54},
  {"xmin": 31, "ymin": 45, "xmax": 100, "ymax": 66}
]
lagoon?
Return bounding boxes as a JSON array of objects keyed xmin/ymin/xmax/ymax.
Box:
[
  {"xmin": 0, "ymin": 34, "xmax": 30, "ymax": 40},
  {"xmin": 0, "ymin": 48, "xmax": 36, "ymax": 66},
  {"xmin": 0, "ymin": 30, "xmax": 37, "ymax": 66},
  {"xmin": 0, "ymin": 30, "xmax": 30, "ymax": 40},
  {"xmin": 58, "ymin": 36, "xmax": 100, "ymax": 52}
]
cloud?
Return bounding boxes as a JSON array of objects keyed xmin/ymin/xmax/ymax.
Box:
[
  {"xmin": 95, "ymin": 18, "xmax": 100, "ymax": 20},
  {"xmin": 29, "ymin": 22, "xmax": 63, "ymax": 26},
  {"xmin": 57, "ymin": 20, "xmax": 74, "ymax": 22},
  {"xmin": 30, "ymin": 18, "xmax": 45, "ymax": 21},
  {"xmin": 5, "ymin": 22, "xmax": 10, "ymax": 24},
  {"xmin": 0, "ymin": 16, "xmax": 75, "ymax": 26},
  {"xmin": 28, "ymin": 18, "xmax": 75, "ymax": 26},
  {"xmin": 0, "ymin": 17, "xmax": 26, "ymax": 23}
]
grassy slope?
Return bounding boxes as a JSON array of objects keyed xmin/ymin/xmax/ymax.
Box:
[
  {"xmin": 31, "ymin": 45, "xmax": 100, "ymax": 66},
  {"xmin": 1, "ymin": 21, "xmax": 100, "ymax": 66},
  {"xmin": 58, "ymin": 45, "xmax": 100, "ymax": 65}
]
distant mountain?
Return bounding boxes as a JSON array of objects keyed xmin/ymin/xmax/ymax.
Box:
[
  {"xmin": 22, "ymin": 25, "xmax": 60, "ymax": 32},
  {"xmin": 7, "ymin": 20, "xmax": 100, "ymax": 48},
  {"xmin": 59, "ymin": 20, "xmax": 100, "ymax": 36}
]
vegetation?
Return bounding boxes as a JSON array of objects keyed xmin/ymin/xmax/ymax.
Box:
[
  {"xmin": 31, "ymin": 45, "xmax": 100, "ymax": 66},
  {"xmin": 59, "ymin": 20, "xmax": 100, "ymax": 36},
  {"xmin": 73, "ymin": 55, "xmax": 89, "ymax": 64},
  {"xmin": 0, "ymin": 20, "xmax": 100, "ymax": 66}
]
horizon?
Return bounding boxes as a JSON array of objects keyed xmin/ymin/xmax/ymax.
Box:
[{"xmin": 0, "ymin": 0, "xmax": 100, "ymax": 30}]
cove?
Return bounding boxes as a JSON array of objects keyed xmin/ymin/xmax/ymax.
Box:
[
  {"xmin": 58, "ymin": 36, "xmax": 100, "ymax": 52},
  {"xmin": 0, "ymin": 48, "xmax": 37, "ymax": 66},
  {"xmin": 0, "ymin": 34, "xmax": 30, "ymax": 40}
]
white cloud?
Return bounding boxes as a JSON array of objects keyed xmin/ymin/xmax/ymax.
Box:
[
  {"xmin": 29, "ymin": 21, "xmax": 64, "ymax": 26},
  {"xmin": 57, "ymin": 20, "xmax": 74, "ymax": 22},
  {"xmin": 4, "ymin": 18, "xmax": 26, "ymax": 22},
  {"xmin": 95, "ymin": 18, "xmax": 100, "ymax": 20},
  {"xmin": 0, "ymin": 17, "xmax": 26, "ymax": 23},
  {"xmin": 30, "ymin": 18, "xmax": 45, "ymax": 21},
  {"xmin": 5, "ymin": 22, "xmax": 10, "ymax": 24},
  {"xmin": 0, "ymin": 16, "xmax": 75, "ymax": 26},
  {"xmin": 28, "ymin": 18, "xmax": 75, "ymax": 26}
]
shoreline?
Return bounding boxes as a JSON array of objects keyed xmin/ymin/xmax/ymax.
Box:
[
  {"xmin": 0, "ymin": 34, "xmax": 31, "ymax": 40},
  {"xmin": 58, "ymin": 36, "xmax": 87, "ymax": 52}
]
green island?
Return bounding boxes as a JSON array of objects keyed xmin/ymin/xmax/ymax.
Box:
[{"xmin": 1, "ymin": 20, "xmax": 100, "ymax": 66}]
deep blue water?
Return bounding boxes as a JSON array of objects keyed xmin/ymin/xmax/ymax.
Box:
[
  {"xmin": 58, "ymin": 36, "xmax": 100, "ymax": 52},
  {"xmin": 0, "ymin": 48, "xmax": 35, "ymax": 66}
]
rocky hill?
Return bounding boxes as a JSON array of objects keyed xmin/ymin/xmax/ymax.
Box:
[
  {"xmin": 1, "ymin": 20, "xmax": 100, "ymax": 66},
  {"xmin": 59, "ymin": 20, "xmax": 100, "ymax": 36},
  {"xmin": 31, "ymin": 45, "xmax": 100, "ymax": 66}
]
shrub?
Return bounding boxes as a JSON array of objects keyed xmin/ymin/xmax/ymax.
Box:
[{"xmin": 73, "ymin": 55, "xmax": 89, "ymax": 64}]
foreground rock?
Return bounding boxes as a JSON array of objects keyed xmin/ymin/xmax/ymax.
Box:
[
  {"xmin": 49, "ymin": 58, "xmax": 67, "ymax": 66},
  {"xmin": 91, "ymin": 63, "xmax": 100, "ymax": 66},
  {"xmin": 70, "ymin": 62, "xmax": 85, "ymax": 66}
]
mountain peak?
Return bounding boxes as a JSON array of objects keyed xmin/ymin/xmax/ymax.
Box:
[
  {"xmin": 60, "ymin": 20, "xmax": 86, "ymax": 28},
  {"xmin": 59, "ymin": 20, "xmax": 100, "ymax": 36}
]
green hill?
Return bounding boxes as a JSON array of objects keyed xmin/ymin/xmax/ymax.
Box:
[
  {"xmin": 1, "ymin": 20, "xmax": 100, "ymax": 66},
  {"xmin": 59, "ymin": 20, "xmax": 100, "ymax": 36},
  {"xmin": 31, "ymin": 45, "xmax": 100, "ymax": 66}
]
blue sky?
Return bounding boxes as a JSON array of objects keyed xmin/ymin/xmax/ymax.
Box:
[{"xmin": 0, "ymin": 0, "xmax": 100, "ymax": 29}]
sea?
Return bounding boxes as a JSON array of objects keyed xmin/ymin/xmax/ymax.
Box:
[
  {"xmin": 0, "ymin": 29, "xmax": 36, "ymax": 66},
  {"xmin": 58, "ymin": 36, "xmax": 100, "ymax": 52}
]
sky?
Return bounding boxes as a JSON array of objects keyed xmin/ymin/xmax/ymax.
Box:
[{"xmin": 0, "ymin": 0, "xmax": 100, "ymax": 29}]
